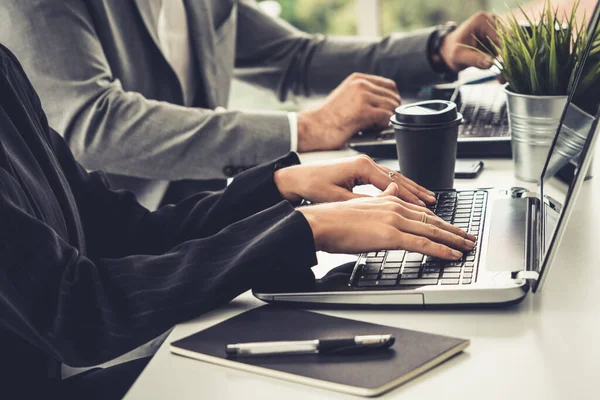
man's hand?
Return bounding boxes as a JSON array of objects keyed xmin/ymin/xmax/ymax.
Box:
[
  {"xmin": 297, "ymin": 73, "xmax": 401, "ymax": 152},
  {"xmin": 298, "ymin": 192, "xmax": 476, "ymax": 260},
  {"xmin": 439, "ymin": 11, "xmax": 500, "ymax": 72},
  {"xmin": 274, "ymin": 155, "xmax": 437, "ymax": 206}
]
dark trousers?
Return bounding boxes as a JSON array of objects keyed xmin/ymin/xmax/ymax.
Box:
[{"xmin": 59, "ymin": 356, "xmax": 152, "ymax": 400}]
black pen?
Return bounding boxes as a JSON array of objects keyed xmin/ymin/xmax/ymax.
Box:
[
  {"xmin": 225, "ymin": 334, "xmax": 395, "ymax": 357},
  {"xmin": 461, "ymin": 72, "xmax": 499, "ymax": 86}
]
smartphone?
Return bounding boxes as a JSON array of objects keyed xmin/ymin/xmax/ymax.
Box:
[{"xmin": 454, "ymin": 160, "xmax": 484, "ymax": 178}]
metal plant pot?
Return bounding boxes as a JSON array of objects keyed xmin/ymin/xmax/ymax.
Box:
[{"xmin": 505, "ymin": 87, "xmax": 568, "ymax": 182}]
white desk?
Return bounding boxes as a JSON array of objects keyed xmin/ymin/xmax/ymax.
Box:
[{"xmin": 124, "ymin": 151, "xmax": 600, "ymax": 400}]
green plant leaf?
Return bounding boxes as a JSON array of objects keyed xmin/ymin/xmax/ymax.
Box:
[{"xmin": 474, "ymin": 0, "xmax": 590, "ymax": 96}]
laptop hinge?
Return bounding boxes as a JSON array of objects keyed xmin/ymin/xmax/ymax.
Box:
[{"xmin": 522, "ymin": 194, "xmax": 542, "ymax": 274}]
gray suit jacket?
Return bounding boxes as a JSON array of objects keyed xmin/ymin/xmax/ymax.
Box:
[{"xmin": 1, "ymin": 0, "xmax": 441, "ymax": 208}]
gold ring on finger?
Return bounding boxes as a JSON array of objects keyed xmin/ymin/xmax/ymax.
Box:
[{"xmin": 421, "ymin": 212, "xmax": 428, "ymax": 224}]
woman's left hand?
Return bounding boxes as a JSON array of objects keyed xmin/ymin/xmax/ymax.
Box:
[{"xmin": 274, "ymin": 155, "xmax": 437, "ymax": 206}]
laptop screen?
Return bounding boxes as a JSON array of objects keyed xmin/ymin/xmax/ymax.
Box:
[{"xmin": 536, "ymin": 3, "xmax": 600, "ymax": 292}]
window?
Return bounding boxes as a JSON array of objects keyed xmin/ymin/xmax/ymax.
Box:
[
  {"xmin": 277, "ymin": 0, "xmax": 357, "ymax": 35},
  {"xmin": 379, "ymin": 0, "xmax": 503, "ymax": 34}
]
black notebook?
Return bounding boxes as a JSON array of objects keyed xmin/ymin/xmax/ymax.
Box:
[{"xmin": 170, "ymin": 306, "xmax": 469, "ymax": 397}]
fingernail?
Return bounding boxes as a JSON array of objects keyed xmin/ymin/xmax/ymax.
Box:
[
  {"xmin": 479, "ymin": 59, "xmax": 492, "ymax": 68},
  {"xmin": 452, "ymin": 250, "xmax": 463, "ymax": 259},
  {"xmin": 465, "ymin": 239, "xmax": 476, "ymax": 249},
  {"xmin": 418, "ymin": 199, "xmax": 427, "ymax": 207},
  {"xmin": 467, "ymin": 233, "xmax": 477, "ymax": 241},
  {"xmin": 427, "ymin": 195, "xmax": 437, "ymax": 203}
]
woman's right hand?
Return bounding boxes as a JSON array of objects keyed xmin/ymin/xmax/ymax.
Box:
[{"xmin": 298, "ymin": 183, "xmax": 476, "ymax": 260}]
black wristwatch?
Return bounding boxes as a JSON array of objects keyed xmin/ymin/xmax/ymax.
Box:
[{"xmin": 428, "ymin": 22, "xmax": 459, "ymax": 81}]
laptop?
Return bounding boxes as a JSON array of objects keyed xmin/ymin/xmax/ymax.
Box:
[
  {"xmin": 254, "ymin": 5, "xmax": 600, "ymax": 307},
  {"xmin": 348, "ymin": 70, "xmax": 511, "ymax": 159}
]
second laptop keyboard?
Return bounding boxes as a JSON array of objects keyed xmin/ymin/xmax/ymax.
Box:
[
  {"xmin": 351, "ymin": 190, "xmax": 487, "ymax": 288},
  {"xmin": 457, "ymin": 84, "xmax": 509, "ymax": 138}
]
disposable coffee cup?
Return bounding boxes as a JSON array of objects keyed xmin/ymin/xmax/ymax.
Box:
[{"xmin": 390, "ymin": 100, "xmax": 462, "ymax": 189}]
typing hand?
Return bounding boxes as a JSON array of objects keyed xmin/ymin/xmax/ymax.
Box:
[
  {"xmin": 439, "ymin": 11, "xmax": 501, "ymax": 72},
  {"xmin": 274, "ymin": 155, "xmax": 436, "ymax": 206},
  {"xmin": 296, "ymin": 73, "xmax": 401, "ymax": 152},
  {"xmin": 298, "ymin": 191, "xmax": 476, "ymax": 259}
]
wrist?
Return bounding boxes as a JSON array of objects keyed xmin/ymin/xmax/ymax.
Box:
[
  {"xmin": 428, "ymin": 22, "xmax": 458, "ymax": 78},
  {"xmin": 298, "ymin": 109, "xmax": 345, "ymax": 152},
  {"xmin": 297, "ymin": 208, "xmax": 323, "ymax": 251},
  {"xmin": 297, "ymin": 110, "xmax": 319, "ymax": 152},
  {"xmin": 274, "ymin": 166, "xmax": 304, "ymax": 204}
]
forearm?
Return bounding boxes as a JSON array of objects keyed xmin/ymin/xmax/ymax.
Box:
[
  {"xmin": 128, "ymin": 152, "xmax": 303, "ymax": 250},
  {"xmin": 235, "ymin": 0, "xmax": 441, "ymax": 100},
  {"xmin": 73, "ymin": 203, "xmax": 316, "ymax": 366},
  {"xmin": 1, "ymin": 0, "xmax": 294, "ymax": 181},
  {"xmin": 52, "ymin": 125, "xmax": 301, "ymax": 256},
  {"xmin": 303, "ymin": 29, "xmax": 442, "ymax": 96},
  {"xmin": 61, "ymin": 89, "xmax": 292, "ymax": 180},
  {"xmin": 0, "ymin": 198, "xmax": 317, "ymax": 367}
]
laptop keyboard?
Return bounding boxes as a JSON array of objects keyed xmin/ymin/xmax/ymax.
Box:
[
  {"xmin": 457, "ymin": 84, "xmax": 509, "ymax": 138},
  {"xmin": 353, "ymin": 84, "xmax": 509, "ymax": 141},
  {"xmin": 351, "ymin": 190, "xmax": 487, "ymax": 288}
]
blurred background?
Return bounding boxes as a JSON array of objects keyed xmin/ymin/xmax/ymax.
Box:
[
  {"xmin": 230, "ymin": 0, "xmax": 592, "ymax": 111},
  {"xmin": 272, "ymin": 0, "xmax": 506, "ymax": 35}
]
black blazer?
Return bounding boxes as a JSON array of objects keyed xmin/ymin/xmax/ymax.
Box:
[{"xmin": 0, "ymin": 44, "xmax": 317, "ymax": 396}]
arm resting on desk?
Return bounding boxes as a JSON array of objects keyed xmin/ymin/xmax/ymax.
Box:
[{"xmin": 0, "ymin": 134, "xmax": 317, "ymax": 368}]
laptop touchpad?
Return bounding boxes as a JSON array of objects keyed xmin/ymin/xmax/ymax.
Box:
[{"xmin": 485, "ymin": 198, "xmax": 527, "ymax": 272}]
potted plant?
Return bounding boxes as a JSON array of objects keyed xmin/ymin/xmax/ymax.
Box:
[{"xmin": 471, "ymin": 0, "xmax": 596, "ymax": 182}]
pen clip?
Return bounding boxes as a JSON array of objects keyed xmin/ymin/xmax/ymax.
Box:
[{"xmin": 318, "ymin": 336, "xmax": 395, "ymax": 355}]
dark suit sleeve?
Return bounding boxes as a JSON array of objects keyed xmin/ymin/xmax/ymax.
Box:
[
  {"xmin": 0, "ymin": 119, "xmax": 316, "ymax": 368},
  {"xmin": 235, "ymin": 0, "xmax": 442, "ymax": 100},
  {"xmin": 47, "ymin": 127, "xmax": 304, "ymax": 258},
  {"xmin": 0, "ymin": 187, "xmax": 317, "ymax": 367},
  {"xmin": 0, "ymin": 40, "xmax": 318, "ymax": 370}
]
